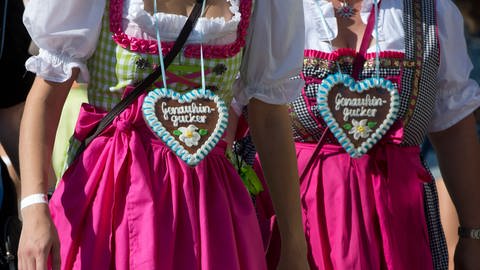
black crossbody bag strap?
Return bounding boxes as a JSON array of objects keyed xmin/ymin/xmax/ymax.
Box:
[{"xmin": 73, "ymin": 0, "xmax": 204, "ymax": 160}]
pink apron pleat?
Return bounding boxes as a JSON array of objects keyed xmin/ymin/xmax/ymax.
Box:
[{"xmin": 50, "ymin": 94, "xmax": 267, "ymax": 270}]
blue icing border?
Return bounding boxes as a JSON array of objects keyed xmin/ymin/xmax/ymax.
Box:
[
  {"xmin": 316, "ymin": 73, "xmax": 400, "ymax": 158},
  {"xmin": 142, "ymin": 88, "xmax": 229, "ymax": 166}
]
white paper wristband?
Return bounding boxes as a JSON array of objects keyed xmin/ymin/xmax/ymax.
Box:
[{"xmin": 20, "ymin": 193, "xmax": 49, "ymax": 210}]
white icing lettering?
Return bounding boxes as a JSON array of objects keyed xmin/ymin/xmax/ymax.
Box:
[
  {"xmin": 334, "ymin": 94, "xmax": 386, "ymax": 111},
  {"xmin": 170, "ymin": 114, "xmax": 208, "ymax": 127},
  {"xmin": 343, "ymin": 107, "xmax": 377, "ymax": 121},
  {"xmin": 161, "ymin": 102, "xmax": 214, "ymax": 127}
]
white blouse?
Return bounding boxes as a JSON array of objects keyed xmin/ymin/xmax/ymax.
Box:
[
  {"xmin": 22, "ymin": 0, "xmax": 305, "ymax": 107},
  {"xmin": 305, "ymin": 0, "xmax": 480, "ymax": 132}
]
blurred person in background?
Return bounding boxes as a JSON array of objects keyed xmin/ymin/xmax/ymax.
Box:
[
  {"xmin": 0, "ymin": 0, "xmax": 35, "ymax": 268},
  {"xmin": 0, "ymin": 0, "xmax": 35, "ymax": 183}
]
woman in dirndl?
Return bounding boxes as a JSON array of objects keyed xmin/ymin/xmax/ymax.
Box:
[
  {"xmin": 17, "ymin": 0, "xmax": 309, "ymax": 269},
  {"xmin": 255, "ymin": 0, "xmax": 480, "ymax": 269}
]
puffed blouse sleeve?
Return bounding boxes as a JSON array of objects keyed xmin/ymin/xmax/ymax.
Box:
[
  {"xmin": 429, "ymin": 0, "xmax": 480, "ymax": 132},
  {"xmin": 22, "ymin": 0, "xmax": 106, "ymax": 83},
  {"xmin": 232, "ymin": 0, "xmax": 305, "ymax": 109}
]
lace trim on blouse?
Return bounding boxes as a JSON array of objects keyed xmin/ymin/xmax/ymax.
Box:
[{"xmin": 110, "ymin": 0, "xmax": 253, "ymax": 58}]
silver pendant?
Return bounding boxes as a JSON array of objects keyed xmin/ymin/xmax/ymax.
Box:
[{"xmin": 336, "ymin": 2, "xmax": 355, "ymax": 18}]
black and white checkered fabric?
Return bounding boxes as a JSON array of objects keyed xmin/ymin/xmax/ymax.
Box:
[
  {"xmin": 399, "ymin": 0, "xmax": 440, "ymax": 147},
  {"xmin": 404, "ymin": 1, "xmax": 448, "ymax": 269},
  {"xmin": 424, "ymin": 181, "xmax": 449, "ymax": 270},
  {"xmin": 421, "ymin": 154, "xmax": 449, "ymax": 270},
  {"xmin": 233, "ymin": 134, "xmax": 257, "ymax": 166}
]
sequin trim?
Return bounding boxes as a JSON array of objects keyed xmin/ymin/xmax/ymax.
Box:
[
  {"xmin": 402, "ymin": 0, "xmax": 424, "ymax": 126},
  {"xmin": 303, "ymin": 50, "xmax": 409, "ymax": 74}
]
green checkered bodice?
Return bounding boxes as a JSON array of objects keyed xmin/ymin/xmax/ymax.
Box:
[{"xmin": 86, "ymin": 10, "xmax": 243, "ymax": 111}]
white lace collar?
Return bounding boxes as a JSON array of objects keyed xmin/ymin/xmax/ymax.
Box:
[{"xmin": 124, "ymin": 0, "xmax": 241, "ymax": 42}]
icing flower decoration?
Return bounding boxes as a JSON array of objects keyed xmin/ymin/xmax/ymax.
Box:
[
  {"xmin": 178, "ymin": 125, "xmax": 201, "ymax": 147},
  {"xmin": 348, "ymin": 119, "xmax": 372, "ymax": 140}
]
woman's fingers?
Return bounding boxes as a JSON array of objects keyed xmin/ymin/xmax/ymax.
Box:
[
  {"xmin": 19, "ymin": 254, "xmax": 37, "ymax": 270},
  {"xmin": 51, "ymin": 234, "xmax": 62, "ymax": 270},
  {"xmin": 35, "ymin": 251, "xmax": 48, "ymax": 270},
  {"xmin": 18, "ymin": 204, "xmax": 60, "ymax": 270}
]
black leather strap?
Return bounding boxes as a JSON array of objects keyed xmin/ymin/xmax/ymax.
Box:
[{"xmin": 73, "ymin": 1, "xmax": 204, "ymax": 160}]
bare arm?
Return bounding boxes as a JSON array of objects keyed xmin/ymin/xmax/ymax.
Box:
[
  {"xmin": 429, "ymin": 113, "xmax": 480, "ymax": 269},
  {"xmin": 247, "ymin": 98, "xmax": 308, "ymax": 270},
  {"xmin": 18, "ymin": 70, "xmax": 77, "ymax": 270}
]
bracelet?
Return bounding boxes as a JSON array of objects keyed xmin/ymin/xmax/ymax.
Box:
[
  {"xmin": 458, "ymin": 227, "xmax": 480, "ymax": 240},
  {"xmin": 20, "ymin": 193, "xmax": 49, "ymax": 210}
]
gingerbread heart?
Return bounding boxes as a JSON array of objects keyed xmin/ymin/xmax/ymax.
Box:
[
  {"xmin": 142, "ymin": 88, "xmax": 228, "ymax": 166},
  {"xmin": 317, "ymin": 73, "xmax": 400, "ymax": 158}
]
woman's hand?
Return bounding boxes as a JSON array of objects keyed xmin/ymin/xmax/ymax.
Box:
[
  {"xmin": 454, "ymin": 238, "xmax": 480, "ymax": 270},
  {"xmin": 18, "ymin": 204, "xmax": 61, "ymax": 270}
]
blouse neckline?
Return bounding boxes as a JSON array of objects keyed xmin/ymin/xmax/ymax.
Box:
[
  {"xmin": 306, "ymin": 0, "xmax": 384, "ymax": 42},
  {"xmin": 109, "ymin": 0, "xmax": 253, "ymax": 58}
]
